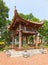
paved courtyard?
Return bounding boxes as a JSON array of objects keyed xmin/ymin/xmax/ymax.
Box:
[{"xmin": 0, "ymin": 50, "xmax": 48, "ymax": 65}]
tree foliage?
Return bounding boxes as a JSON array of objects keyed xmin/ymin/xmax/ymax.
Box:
[
  {"xmin": 0, "ymin": 0, "xmax": 11, "ymax": 46},
  {"xmin": 0, "ymin": 0, "xmax": 9, "ymax": 28},
  {"xmin": 1, "ymin": 30, "xmax": 11, "ymax": 45},
  {"xmin": 38, "ymin": 20, "xmax": 48, "ymax": 43},
  {"xmin": 31, "ymin": 17, "xmax": 40, "ymax": 22},
  {"xmin": 19, "ymin": 13, "xmax": 33, "ymax": 20}
]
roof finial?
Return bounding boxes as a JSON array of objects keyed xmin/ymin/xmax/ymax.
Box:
[
  {"xmin": 14, "ymin": 6, "xmax": 16, "ymax": 10},
  {"xmin": 15, "ymin": 6, "xmax": 16, "ymax": 9},
  {"xmin": 14, "ymin": 6, "xmax": 17, "ymax": 17},
  {"xmin": 14, "ymin": 6, "xmax": 17, "ymax": 13}
]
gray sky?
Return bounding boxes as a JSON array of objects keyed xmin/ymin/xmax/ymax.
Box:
[{"xmin": 3, "ymin": 0, "xmax": 48, "ymax": 20}]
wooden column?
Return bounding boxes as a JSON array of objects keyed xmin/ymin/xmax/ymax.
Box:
[
  {"xmin": 19, "ymin": 24, "xmax": 22, "ymax": 49},
  {"xmin": 19, "ymin": 31, "xmax": 22, "ymax": 49},
  {"xmin": 35, "ymin": 34, "xmax": 38, "ymax": 48},
  {"xmin": 24, "ymin": 26, "xmax": 26, "ymax": 31},
  {"xmin": 12, "ymin": 34, "xmax": 15, "ymax": 49},
  {"xmin": 26, "ymin": 36, "xmax": 28, "ymax": 44}
]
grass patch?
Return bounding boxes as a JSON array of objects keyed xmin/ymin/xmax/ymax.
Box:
[
  {"xmin": 23, "ymin": 44, "xmax": 31, "ymax": 50},
  {"xmin": 0, "ymin": 48, "xmax": 4, "ymax": 51},
  {"xmin": 44, "ymin": 45, "xmax": 48, "ymax": 48}
]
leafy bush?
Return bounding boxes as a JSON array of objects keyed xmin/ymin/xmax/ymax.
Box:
[
  {"xmin": 0, "ymin": 42, "xmax": 5, "ymax": 48},
  {"xmin": 0, "ymin": 48, "xmax": 4, "ymax": 51},
  {"xmin": 23, "ymin": 44, "xmax": 30, "ymax": 50},
  {"xmin": 15, "ymin": 43, "xmax": 19, "ymax": 47},
  {"xmin": 3, "ymin": 45, "xmax": 10, "ymax": 50},
  {"xmin": 0, "ymin": 42, "xmax": 5, "ymax": 44}
]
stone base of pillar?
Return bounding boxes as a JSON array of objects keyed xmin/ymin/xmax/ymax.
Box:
[
  {"xmin": 19, "ymin": 43, "xmax": 22, "ymax": 49},
  {"xmin": 19, "ymin": 47, "xmax": 21, "ymax": 49},
  {"xmin": 35, "ymin": 43, "xmax": 38, "ymax": 48},
  {"xmin": 11, "ymin": 44, "xmax": 15, "ymax": 49}
]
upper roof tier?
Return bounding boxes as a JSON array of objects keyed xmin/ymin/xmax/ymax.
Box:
[{"xmin": 9, "ymin": 6, "xmax": 44, "ymax": 30}]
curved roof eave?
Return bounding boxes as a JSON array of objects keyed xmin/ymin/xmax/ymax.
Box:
[{"xmin": 9, "ymin": 7, "xmax": 44, "ymax": 30}]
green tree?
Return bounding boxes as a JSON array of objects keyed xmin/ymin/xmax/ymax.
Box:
[
  {"xmin": 1, "ymin": 30, "xmax": 11, "ymax": 46},
  {"xmin": 31, "ymin": 17, "xmax": 40, "ymax": 22},
  {"xmin": 0, "ymin": 0, "xmax": 11, "ymax": 45},
  {"xmin": 19, "ymin": 13, "xmax": 33, "ymax": 20},
  {"xmin": 38, "ymin": 20, "xmax": 48, "ymax": 44},
  {"xmin": 28, "ymin": 36, "xmax": 34, "ymax": 44},
  {"xmin": 0, "ymin": 0, "xmax": 9, "ymax": 28}
]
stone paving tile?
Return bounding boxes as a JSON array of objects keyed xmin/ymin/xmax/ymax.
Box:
[{"xmin": 0, "ymin": 51, "xmax": 48, "ymax": 65}]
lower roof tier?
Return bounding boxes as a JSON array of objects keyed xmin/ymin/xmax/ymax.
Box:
[{"xmin": 13, "ymin": 30, "xmax": 38, "ymax": 37}]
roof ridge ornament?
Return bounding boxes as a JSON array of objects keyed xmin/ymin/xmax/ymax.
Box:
[
  {"xmin": 14, "ymin": 6, "xmax": 18, "ymax": 17},
  {"xmin": 14, "ymin": 6, "xmax": 17, "ymax": 12},
  {"xmin": 14, "ymin": 6, "xmax": 16, "ymax": 10}
]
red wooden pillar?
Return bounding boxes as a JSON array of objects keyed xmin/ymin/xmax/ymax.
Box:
[
  {"xmin": 26, "ymin": 36, "xmax": 28, "ymax": 44},
  {"xmin": 11, "ymin": 34, "xmax": 15, "ymax": 49},
  {"xmin": 19, "ymin": 31, "xmax": 22, "ymax": 49},
  {"xmin": 35, "ymin": 34, "xmax": 38, "ymax": 48},
  {"xmin": 19, "ymin": 24, "xmax": 22, "ymax": 49}
]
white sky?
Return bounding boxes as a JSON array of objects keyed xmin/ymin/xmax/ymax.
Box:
[{"xmin": 3, "ymin": 0, "xmax": 48, "ymax": 20}]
